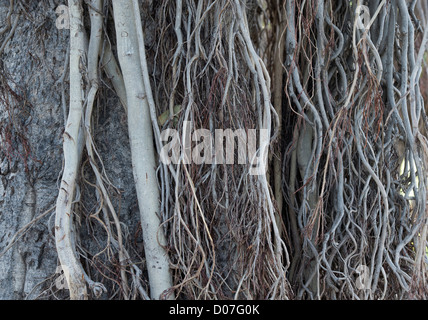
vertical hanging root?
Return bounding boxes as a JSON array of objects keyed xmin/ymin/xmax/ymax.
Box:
[
  {"xmin": 54, "ymin": 0, "xmax": 171, "ymax": 300},
  {"xmin": 55, "ymin": 0, "xmax": 87, "ymax": 300},
  {"xmin": 112, "ymin": 0, "xmax": 173, "ymax": 300}
]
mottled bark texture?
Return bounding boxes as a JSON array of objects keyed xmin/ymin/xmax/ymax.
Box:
[{"xmin": 0, "ymin": 1, "xmax": 138, "ymax": 299}]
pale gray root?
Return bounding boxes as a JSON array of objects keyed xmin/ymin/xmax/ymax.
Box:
[
  {"xmin": 112, "ymin": 0, "xmax": 173, "ymax": 300},
  {"xmin": 54, "ymin": 0, "xmax": 88, "ymax": 300}
]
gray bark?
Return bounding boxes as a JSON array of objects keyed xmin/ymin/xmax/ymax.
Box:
[{"xmin": 0, "ymin": 1, "xmax": 138, "ymax": 299}]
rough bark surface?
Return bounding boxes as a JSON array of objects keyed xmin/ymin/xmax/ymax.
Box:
[{"xmin": 0, "ymin": 1, "xmax": 138, "ymax": 299}]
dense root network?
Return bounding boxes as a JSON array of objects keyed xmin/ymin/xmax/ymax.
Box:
[
  {"xmin": 278, "ymin": 0, "xmax": 428, "ymax": 299},
  {"xmin": 0, "ymin": 0, "xmax": 427, "ymax": 300},
  {"xmin": 154, "ymin": 0, "xmax": 291, "ymax": 299}
]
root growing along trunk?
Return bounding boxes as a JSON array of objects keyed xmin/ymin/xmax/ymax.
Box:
[
  {"xmin": 112, "ymin": 0, "xmax": 173, "ymax": 300},
  {"xmin": 54, "ymin": 0, "xmax": 88, "ymax": 300}
]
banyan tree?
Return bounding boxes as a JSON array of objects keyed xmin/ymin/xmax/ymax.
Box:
[{"xmin": 0, "ymin": 0, "xmax": 427, "ymax": 300}]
